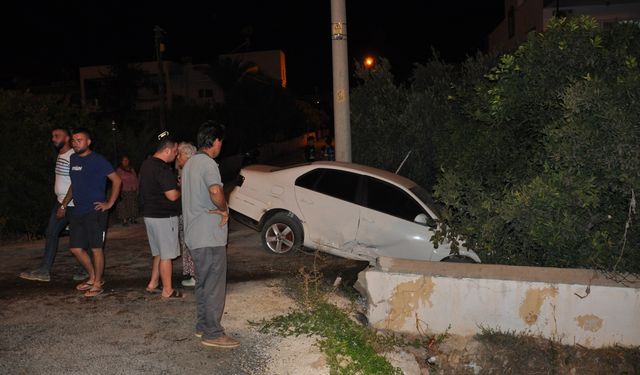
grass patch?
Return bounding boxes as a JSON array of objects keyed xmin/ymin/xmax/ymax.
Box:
[
  {"xmin": 253, "ymin": 265, "xmax": 403, "ymax": 375},
  {"xmin": 473, "ymin": 324, "xmax": 640, "ymax": 375},
  {"xmin": 258, "ymin": 301, "xmax": 402, "ymax": 375}
]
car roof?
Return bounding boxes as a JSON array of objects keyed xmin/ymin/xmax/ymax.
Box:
[{"xmin": 245, "ymin": 161, "xmax": 418, "ymax": 189}]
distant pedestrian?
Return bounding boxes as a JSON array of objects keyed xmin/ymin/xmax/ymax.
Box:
[
  {"xmin": 176, "ymin": 142, "xmax": 197, "ymax": 287},
  {"xmin": 116, "ymin": 155, "xmax": 139, "ymax": 226},
  {"xmin": 182, "ymin": 120, "xmax": 240, "ymax": 348},
  {"xmin": 323, "ymin": 136, "xmax": 335, "ymax": 161},
  {"xmin": 304, "ymin": 136, "xmax": 316, "ymax": 162},
  {"xmin": 62, "ymin": 128, "xmax": 122, "ymax": 298},
  {"xmin": 139, "ymin": 131, "xmax": 183, "ymax": 299},
  {"xmin": 19, "ymin": 127, "xmax": 86, "ymax": 282}
]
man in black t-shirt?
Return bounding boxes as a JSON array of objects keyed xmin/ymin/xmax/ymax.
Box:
[{"xmin": 139, "ymin": 133, "xmax": 183, "ymax": 299}]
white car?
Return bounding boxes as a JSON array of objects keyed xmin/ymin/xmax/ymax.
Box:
[{"xmin": 228, "ymin": 161, "xmax": 480, "ymax": 264}]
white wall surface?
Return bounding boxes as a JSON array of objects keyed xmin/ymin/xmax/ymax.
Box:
[{"xmin": 356, "ymin": 257, "xmax": 640, "ymax": 348}]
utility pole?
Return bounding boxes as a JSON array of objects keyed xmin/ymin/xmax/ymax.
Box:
[
  {"xmin": 330, "ymin": 0, "xmax": 351, "ymax": 162},
  {"xmin": 154, "ymin": 25, "xmax": 167, "ymax": 131}
]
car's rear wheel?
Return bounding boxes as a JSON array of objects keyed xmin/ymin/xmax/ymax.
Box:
[{"xmin": 261, "ymin": 212, "xmax": 303, "ymax": 254}]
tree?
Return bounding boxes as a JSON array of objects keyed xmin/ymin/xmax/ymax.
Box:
[
  {"xmin": 206, "ymin": 57, "xmax": 310, "ymax": 156},
  {"xmin": 433, "ymin": 17, "xmax": 640, "ymax": 273},
  {"xmin": 0, "ymin": 90, "xmax": 95, "ymax": 238}
]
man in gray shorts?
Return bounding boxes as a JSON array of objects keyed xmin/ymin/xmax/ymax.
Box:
[
  {"xmin": 182, "ymin": 121, "xmax": 239, "ymax": 348},
  {"xmin": 139, "ymin": 132, "xmax": 182, "ymax": 299}
]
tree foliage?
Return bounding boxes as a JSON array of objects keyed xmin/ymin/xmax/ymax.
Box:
[
  {"xmin": 434, "ymin": 17, "xmax": 640, "ymax": 273},
  {"xmin": 0, "ymin": 90, "xmax": 95, "ymax": 239},
  {"xmin": 351, "ymin": 17, "xmax": 640, "ymax": 274},
  {"xmin": 207, "ymin": 58, "xmax": 316, "ymax": 156}
]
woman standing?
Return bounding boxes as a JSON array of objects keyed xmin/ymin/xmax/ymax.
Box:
[
  {"xmin": 176, "ymin": 142, "xmax": 197, "ymax": 287},
  {"xmin": 116, "ymin": 155, "xmax": 139, "ymax": 226}
]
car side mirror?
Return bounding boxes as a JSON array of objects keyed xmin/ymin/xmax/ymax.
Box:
[{"xmin": 414, "ymin": 213, "xmax": 437, "ymax": 228}]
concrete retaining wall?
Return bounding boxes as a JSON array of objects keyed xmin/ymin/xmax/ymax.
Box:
[{"xmin": 355, "ymin": 257, "xmax": 640, "ymax": 348}]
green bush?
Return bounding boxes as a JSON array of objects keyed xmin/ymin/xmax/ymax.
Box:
[
  {"xmin": 0, "ymin": 90, "xmax": 95, "ymax": 239},
  {"xmin": 351, "ymin": 17, "xmax": 639, "ymax": 274},
  {"xmin": 433, "ymin": 17, "xmax": 639, "ymax": 273}
]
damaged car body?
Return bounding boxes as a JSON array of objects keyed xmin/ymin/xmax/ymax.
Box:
[{"xmin": 228, "ymin": 161, "xmax": 480, "ymax": 264}]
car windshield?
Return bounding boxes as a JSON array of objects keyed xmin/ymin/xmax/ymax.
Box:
[{"xmin": 409, "ymin": 185, "xmax": 444, "ymax": 217}]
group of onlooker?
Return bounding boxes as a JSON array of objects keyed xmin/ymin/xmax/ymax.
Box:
[{"xmin": 19, "ymin": 120, "xmax": 239, "ymax": 348}]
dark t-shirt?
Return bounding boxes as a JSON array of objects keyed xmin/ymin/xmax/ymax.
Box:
[
  {"xmin": 69, "ymin": 152, "xmax": 114, "ymax": 216},
  {"xmin": 139, "ymin": 156, "xmax": 181, "ymax": 218}
]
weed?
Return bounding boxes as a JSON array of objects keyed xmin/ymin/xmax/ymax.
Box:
[
  {"xmin": 475, "ymin": 324, "xmax": 533, "ymax": 347},
  {"xmin": 256, "ymin": 263, "xmax": 402, "ymax": 374}
]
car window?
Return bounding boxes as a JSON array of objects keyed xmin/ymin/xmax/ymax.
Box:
[
  {"xmin": 296, "ymin": 168, "xmax": 359, "ymax": 204},
  {"xmin": 295, "ymin": 169, "xmax": 323, "ymax": 190},
  {"xmin": 365, "ymin": 176, "xmax": 426, "ymax": 222},
  {"xmin": 409, "ymin": 185, "xmax": 444, "ymax": 217}
]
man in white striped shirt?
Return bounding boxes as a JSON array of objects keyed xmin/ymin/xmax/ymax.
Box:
[{"xmin": 19, "ymin": 127, "xmax": 84, "ymax": 282}]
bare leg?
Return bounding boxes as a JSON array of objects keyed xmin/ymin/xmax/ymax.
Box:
[
  {"xmin": 91, "ymin": 249, "xmax": 104, "ymax": 285},
  {"xmin": 70, "ymin": 248, "xmax": 95, "ymax": 283},
  {"xmin": 147, "ymin": 256, "xmax": 160, "ymax": 290},
  {"xmin": 160, "ymin": 259, "xmax": 174, "ymax": 297}
]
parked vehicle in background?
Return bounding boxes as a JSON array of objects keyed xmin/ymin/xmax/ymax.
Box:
[{"xmin": 229, "ymin": 161, "xmax": 480, "ymax": 264}]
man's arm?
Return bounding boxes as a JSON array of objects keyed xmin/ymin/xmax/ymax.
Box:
[
  {"xmin": 164, "ymin": 189, "xmax": 181, "ymax": 201},
  {"xmin": 95, "ymin": 172, "xmax": 122, "ymax": 211},
  {"xmin": 56, "ymin": 185, "xmax": 73, "ymax": 218},
  {"xmin": 208, "ymin": 184, "xmax": 228, "ymax": 226}
]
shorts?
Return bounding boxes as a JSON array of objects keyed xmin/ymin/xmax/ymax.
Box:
[
  {"xmin": 144, "ymin": 216, "xmax": 180, "ymax": 260},
  {"xmin": 69, "ymin": 210, "xmax": 109, "ymax": 250}
]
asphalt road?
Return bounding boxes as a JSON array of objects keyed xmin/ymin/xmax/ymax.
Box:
[{"xmin": 0, "ymin": 219, "xmax": 368, "ymax": 375}]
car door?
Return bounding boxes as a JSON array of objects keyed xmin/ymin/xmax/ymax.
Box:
[
  {"xmin": 294, "ymin": 168, "xmax": 361, "ymax": 252},
  {"xmin": 356, "ymin": 176, "xmax": 440, "ymax": 261}
]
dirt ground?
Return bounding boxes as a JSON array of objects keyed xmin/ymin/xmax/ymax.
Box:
[
  {"xmin": 0, "ymin": 219, "xmax": 365, "ymax": 375},
  {"xmin": 1, "ymin": 220, "xmax": 638, "ymax": 375}
]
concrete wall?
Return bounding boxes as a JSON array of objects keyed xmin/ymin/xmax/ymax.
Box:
[{"xmin": 356, "ymin": 257, "xmax": 640, "ymax": 348}]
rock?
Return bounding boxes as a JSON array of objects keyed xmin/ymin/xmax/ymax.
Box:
[{"xmin": 384, "ymin": 350, "xmax": 422, "ymax": 375}]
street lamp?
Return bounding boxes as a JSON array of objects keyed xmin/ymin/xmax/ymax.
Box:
[{"xmin": 363, "ymin": 55, "xmax": 376, "ymax": 69}]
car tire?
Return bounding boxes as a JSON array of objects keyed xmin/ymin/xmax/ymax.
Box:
[{"xmin": 261, "ymin": 212, "xmax": 303, "ymax": 255}]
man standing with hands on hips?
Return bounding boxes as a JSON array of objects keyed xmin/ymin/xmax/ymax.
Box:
[
  {"xmin": 182, "ymin": 121, "xmax": 239, "ymax": 348},
  {"xmin": 59, "ymin": 128, "xmax": 121, "ymax": 297}
]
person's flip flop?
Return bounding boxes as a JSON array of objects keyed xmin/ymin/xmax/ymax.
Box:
[
  {"xmin": 84, "ymin": 288, "xmax": 104, "ymax": 297},
  {"xmin": 161, "ymin": 290, "xmax": 183, "ymax": 299},
  {"xmin": 76, "ymin": 281, "xmax": 93, "ymax": 291},
  {"xmin": 76, "ymin": 280, "xmax": 105, "ymax": 291},
  {"xmin": 145, "ymin": 287, "xmax": 162, "ymax": 294}
]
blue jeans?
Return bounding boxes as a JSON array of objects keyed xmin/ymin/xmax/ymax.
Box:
[{"xmin": 38, "ymin": 202, "xmax": 71, "ymax": 273}]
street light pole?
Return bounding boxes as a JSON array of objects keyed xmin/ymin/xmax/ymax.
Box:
[
  {"xmin": 331, "ymin": 0, "xmax": 351, "ymax": 162},
  {"xmin": 154, "ymin": 25, "xmax": 167, "ymax": 132}
]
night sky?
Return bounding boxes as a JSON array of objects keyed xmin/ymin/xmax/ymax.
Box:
[{"xmin": 4, "ymin": 1, "xmax": 504, "ymax": 95}]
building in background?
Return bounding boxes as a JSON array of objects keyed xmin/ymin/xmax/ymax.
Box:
[
  {"xmin": 488, "ymin": 0, "xmax": 640, "ymax": 54},
  {"xmin": 79, "ymin": 49, "xmax": 287, "ymax": 113},
  {"xmin": 79, "ymin": 60, "xmax": 223, "ymax": 113},
  {"xmin": 220, "ymin": 50, "xmax": 287, "ymax": 88}
]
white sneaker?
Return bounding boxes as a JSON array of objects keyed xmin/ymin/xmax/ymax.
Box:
[{"xmin": 181, "ymin": 277, "xmax": 195, "ymax": 287}]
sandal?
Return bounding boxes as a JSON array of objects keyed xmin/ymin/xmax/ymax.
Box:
[
  {"xmin": 76, "ymin": 281, "xmax": 93, "ymax": 291},
  {"xmin": 145, "ymin": 286, "xmax": 162, "ymax": 294},
  {"xmin": 76, "ymin": 280, "xmax": 105, "ymax": 291},
  {"xmin": 161, "ymin": 290, "xmax": 183, "ymax": 299},
  {"xmin": 84, "ymin": 288, "xmax": 104, "ymax": 297}
]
